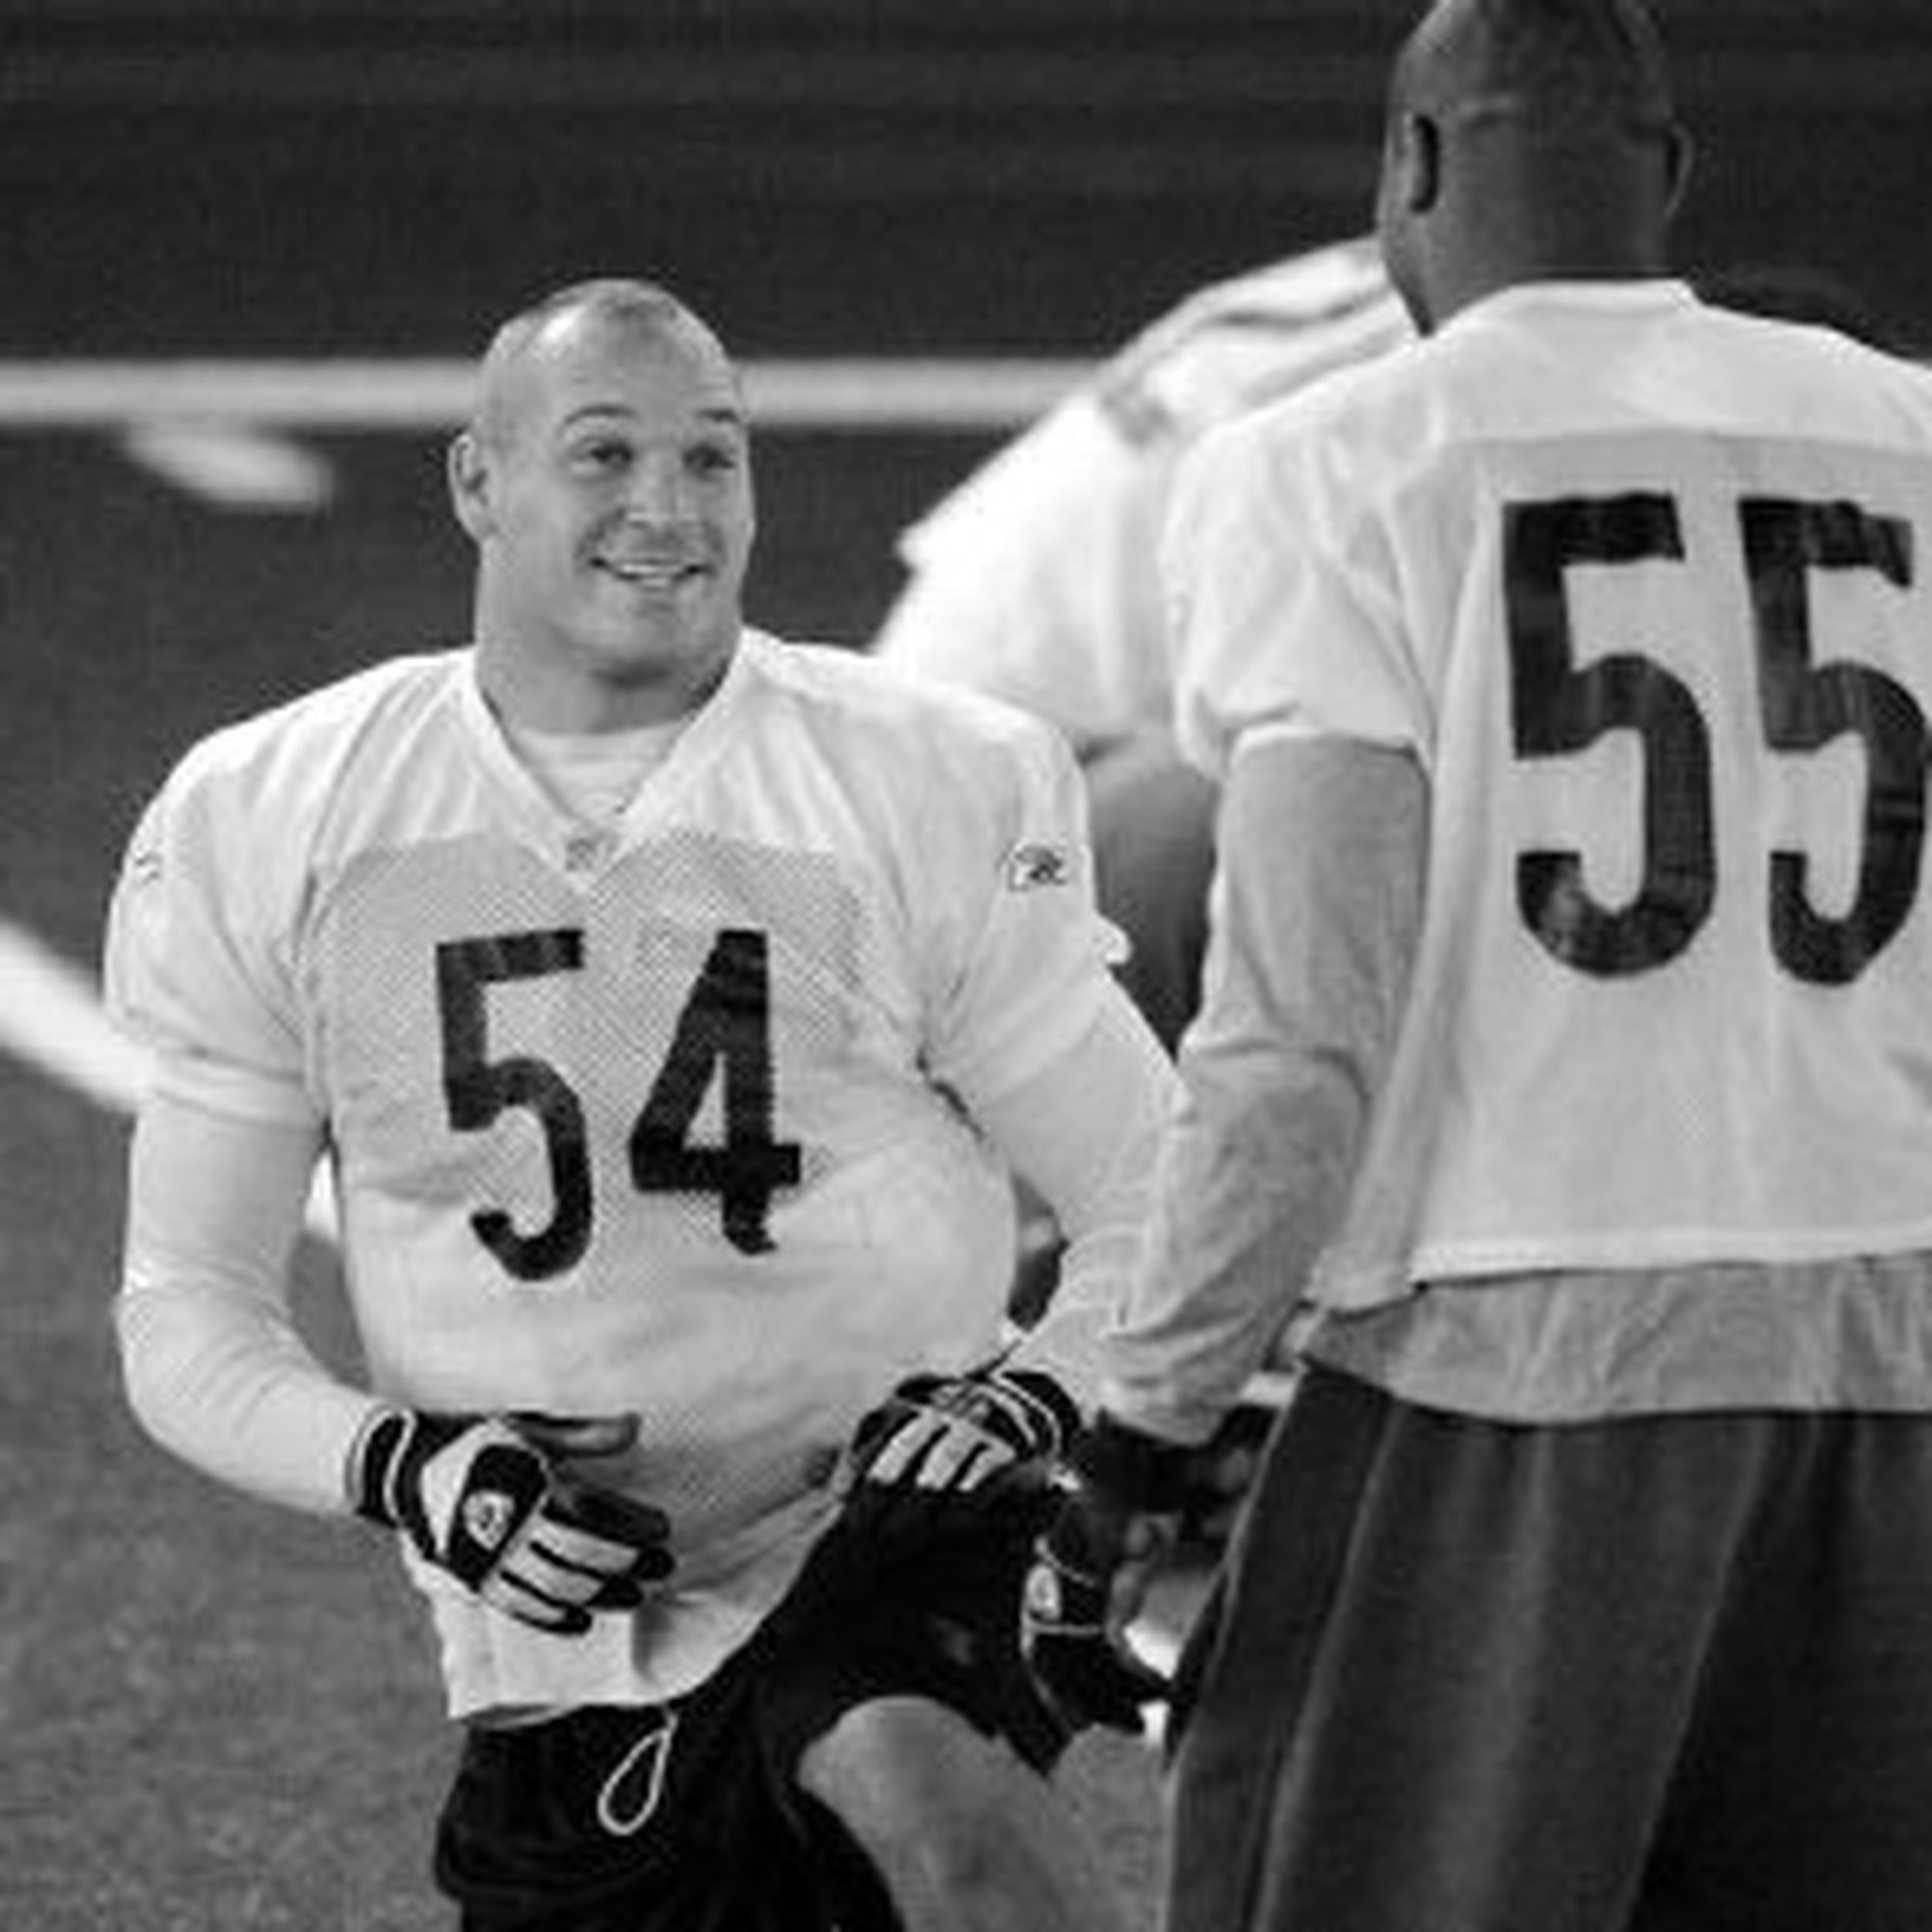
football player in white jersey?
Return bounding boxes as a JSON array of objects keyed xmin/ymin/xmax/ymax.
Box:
[
  {"xmin": 874, "ymin": 236, "xmax": 1412, "ymax": 1053},
  {"xmin": 105, "ymin": 278, "xmax": 1174, "ymax": 1931},
  {"xmin": 1024, "ymin": 3, "xmax": 1932, "ymax": 1930}
]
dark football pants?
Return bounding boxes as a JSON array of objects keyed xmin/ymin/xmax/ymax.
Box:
[
  {"xmin": 436, "ymin": 1499, "xmax": 1063, "ymax": 1931},
  {"xmin": 1168, "ymin": 1365, "xmax": 1932, "ymax": 1932}
]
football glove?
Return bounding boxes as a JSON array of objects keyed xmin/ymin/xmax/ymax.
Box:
[
  {"xmin": 1022, "ymin": 1413, "xmax": 1190, "ymax": 1736},
  {"xmin": 349, "ymin": 1407, "xmax": 674, "ymax": 1637},
  {"xmin": 838, "ymin": 1362, "xmax": 1081, "ymax": 1543},
  {"xmin": 845, "ymin": 1362, "xmax": 1080, "ymax": 1492}
]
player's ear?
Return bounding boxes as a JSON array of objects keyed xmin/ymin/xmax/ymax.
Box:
[
  {"xmin": 1660, "ymin": 122, "xmax": 1693, "ymax": 222},
  {"xmin": 1394, "ymin": 111, "xmax": 1440, "ymax": 215},
  {"xmin": 447, "ymin": 430, "xmax": 495, "ymax": 542}
]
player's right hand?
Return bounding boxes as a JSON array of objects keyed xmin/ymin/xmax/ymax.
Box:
[
  {"xmin": 1022, "ymin": 1413, "xmax": 1189, "ymax": 1735},
  {"xmin": 349, "ymin": 1407, "xmax": 674, "ymax": 1635}
]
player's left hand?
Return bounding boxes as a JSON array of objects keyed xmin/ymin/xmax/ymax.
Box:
[{"xmin": 838, "ymin": 1363, "xmax": 1080, "ymax": 1536}]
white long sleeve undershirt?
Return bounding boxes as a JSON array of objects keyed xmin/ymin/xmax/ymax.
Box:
[
  {"xmin": 116, "ymin": 1091, "xmax": 376, "ymax": 1515},
  {"xmin": 977, "ymin": 991, "xmax": 1179, "ymax": 1405},
  {"xmin": 1100, "ymin": 733, "xmax": 1428, "ymax": 1446}
]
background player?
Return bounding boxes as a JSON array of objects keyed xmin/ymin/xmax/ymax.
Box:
[
  {"xmin": 874, "ymin": 235, "xmax": 1411, "ymax": 1053},
  {"xmin": 106, "ymin": 277, "xmax": 1173, "ymax": 1931},
  {"xmin": 1029, "ymin": 2, "xmax": 1932, "ymax": 1928}
]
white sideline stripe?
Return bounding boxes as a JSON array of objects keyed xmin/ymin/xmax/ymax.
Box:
[
  {"xmin": 0, "ymin": 918, "xmax": 147, "ymax": 1114},
  {"xmin": 0, "ymin": 358, "xmax": 1090, "ymax": 431},
  {"xmin": 0, "ymin": 917, "xmax": 339, "ymax": 1240},
  {"xmin": 121, "ymin": 418, "xmax": 336, "ymax": 510}
]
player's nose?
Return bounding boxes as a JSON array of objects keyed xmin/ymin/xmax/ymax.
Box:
[{"xmin": 617, "ymin": 451, "xmax": 689, "ymax": 525}]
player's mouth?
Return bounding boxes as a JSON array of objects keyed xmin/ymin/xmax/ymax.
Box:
[{"xmin": 596, "ymin": 556, "xmax": 707, "ymax": 592}]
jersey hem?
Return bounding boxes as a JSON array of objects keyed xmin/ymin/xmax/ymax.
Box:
[{"xmin": 1318, "ymin": 1219, "xmax": 1932, "ymax": 1309}]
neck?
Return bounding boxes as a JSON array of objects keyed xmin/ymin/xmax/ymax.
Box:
[
  {"xmin": 1416, "ymin": 128, "xmax": 1677, "ymax": 332},
  {"xmin": 474, "ymin": 630, "xmax": 737, "ymax": 733},
  {"xmin": 1421, "ymin": 224, "xmax": 1672, "ymax": 332}
]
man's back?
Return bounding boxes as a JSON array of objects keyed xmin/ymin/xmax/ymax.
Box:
[{"xmin": 1172, "ymin": 281, "xmax": 1932, "ymax": 1308}]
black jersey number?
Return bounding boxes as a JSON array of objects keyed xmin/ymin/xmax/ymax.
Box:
[
  {"xmin": 435, "ymin": 927, "xmax": 803, "ymax": 1282},
  {"xmin": 1506, "ymin": 492, "xmax": 1925, "ymax": 985}
]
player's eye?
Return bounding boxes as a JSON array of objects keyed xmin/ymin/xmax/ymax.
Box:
[
  {"xmin": 570, "ymin": 438, "xmax": 634, "ymax": 474},
  {"xmin": 686, "ymin": 440, "xmax": 742, "ymax": 478}
]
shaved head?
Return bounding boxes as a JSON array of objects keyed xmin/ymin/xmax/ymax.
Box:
[
  {"xmin": 1391, "ymin": 0, "xmax": 1675, "ymax": 145},
  {"xmin": 471, "ymin": 279, "xmax": 740, "ymax": 453}
]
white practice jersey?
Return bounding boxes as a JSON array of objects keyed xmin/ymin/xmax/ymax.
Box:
[
  {"xmin": 876, "ymin": 236, "xmax": 1411, "ymax": 745},
  {"xmin": 1170, "ymin": 281, "xmax": 1932, "ymax": 1308},
  {"xmin": 106, "ymin": 630, "xmax": 1120, "ymax": 1711}
]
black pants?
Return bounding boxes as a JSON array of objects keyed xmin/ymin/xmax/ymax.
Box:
[
  {"xmin": 437, "ymin": 1498, "xmax": 1065, "ymax": 1930},
  {"xmin": 1171, "ymin": 1367, "xmax": 1932, "ymax": 1932}
]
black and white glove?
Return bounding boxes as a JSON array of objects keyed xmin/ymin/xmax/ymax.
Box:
[
  {"xmin": 847, "ymin": 1363, "xmax": 1080, "ymax": 1489},
  {"xmin": 838, "ymin": 1363, "xmax": 1080, "ymax": 1539},
  {"xmin": 349, "ymin": 1408, "xmax": 674, "ymax": 1636},
  {"xmin": 1022, "ymin": 1413, "xmax": 1189, "ymax": 1735}
]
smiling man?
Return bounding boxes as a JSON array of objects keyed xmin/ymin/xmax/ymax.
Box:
[
  {"xmin": 451, "ymin": 291, "xmax": 754, "ymax": 730},
  {"xmin": 104, "ymin": 278, "xmax": 1172, "ymax": 1931}
]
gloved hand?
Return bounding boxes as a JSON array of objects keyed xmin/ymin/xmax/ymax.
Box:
[
  {"xmin": 349, "ymin": 1407, "xmax": 674, "ymax": 1636},
  {"xmin": 845, "ymin": 1361, "xmax": 1080, "ymax": 1491},
  {"xmin": 1022, "ymin": 1412, "xmax": 1191, "ymax": 1735}
]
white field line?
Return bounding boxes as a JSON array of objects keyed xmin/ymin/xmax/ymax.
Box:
[
  {"xmin": 0, "ymin": 917, "xmax": 339, "ymax": 1240},
  {"xmin": 0, "ymin": 917, "xmax": 148, "ymax": 1115},
  {"xmin": 121, "ymin": 418, "xmax": 336, "ymax": 510},
  {"xmin": 0, "ymin": 357, "xmax": 1090, "ymax": 432}
]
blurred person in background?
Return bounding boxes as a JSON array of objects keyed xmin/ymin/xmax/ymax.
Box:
[
  {"xmin": 1028, "ymin": 2, "xmax": 1932, "ymax": 1928},
  {"xmin": 874, "ymin": 234, "xmax": 1411, "ymax": 1056},
  {"xmin": 105, "ymin": 275, "xmax": 1173, "ymax": 1932},
  {"xmin": 1696, "ymin": 258, "xmax": 1900, "ymax": 347}
]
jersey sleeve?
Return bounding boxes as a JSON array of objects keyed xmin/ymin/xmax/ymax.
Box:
[
  {"xmin": 918, "ymin": 709, "xmax": 1128, "ymax": 1109},
  {"xmin": 104, "ymin": 750, "xmax": 317, "ymax": 1126},
  {"xmin": 1165, "ymin": 400, "xmax": 1428, "ymax": 781}
]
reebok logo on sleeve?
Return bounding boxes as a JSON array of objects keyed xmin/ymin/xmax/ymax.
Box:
[{"xmin": 1005, "ymin": 843, "xmax": 1072, "ymax": 891}]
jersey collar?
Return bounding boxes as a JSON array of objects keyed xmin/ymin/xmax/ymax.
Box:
[
  {"xmin": 1442, "ymin": 277, "xmax": 1699, "ymax": 338},
  {"xmin": 454, "ymin": 633, "xmax": 769, "ymax": 879}
]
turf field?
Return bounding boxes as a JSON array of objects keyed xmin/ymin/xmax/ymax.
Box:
[{"xmin": 0, "ymin": 419, "xmax": 1165, "ymax": 1927}]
